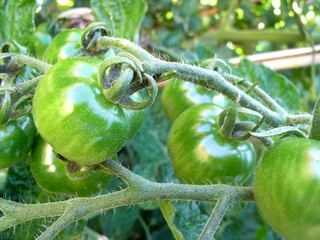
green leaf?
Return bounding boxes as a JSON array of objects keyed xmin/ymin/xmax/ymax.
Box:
[
  {"xmin": 90, "ymin": 0, "xmax": 147, "ymax": 42},
  {"xmin": 0, "ymin": 0, "xmax": 36, "ymax": 48},
  {"xmin": 237, "ymin": 59, "xmax": 300, "ymax": 111},
  {"xmin": 159, "ymin": 200, "xmax": 184, "ymax": 240},
  {"xmin": 127, "ymin": 91, "xmax": 174, "ymax": 182},
  {"xmin": 97, "ymin": 206, "xmax": 140, "ymax": 239},
  {"xmin": 309, "ymin": 95, "xmax": 320, "ymax": 140}
]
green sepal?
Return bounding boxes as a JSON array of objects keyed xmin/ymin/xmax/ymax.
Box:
[
  {"xmin": 118, "ymin": 73, "xmax": 158, "ymax": 110},
  {"xmin": 250, "ymin": 126, "xmax": 308, "ymax": 139},
  {"xmin": 308, "ymin": 95, "xmax": 320, "ymax": 140},
  {"xmin": 81, "ymin": 22, "xmax": 110, "ymax": 56},
  {"xmin": 65, "ymin": 161, "xmax": 97, "ymax": 179},
  {"xmin": 219, "ymin": 94, "xmax": 240, "ymax": 139},
  {"xmin": 0, "ymin": 90, "xmax": 11, "ymax": 125}
]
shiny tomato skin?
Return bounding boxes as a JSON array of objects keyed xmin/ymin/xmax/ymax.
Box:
[
  {"xmin": 44, "ymin": 28, "xmax": 82, "ymax": 64},
  {"xmin": 32, "ymin": 57, "xmax": 144, "ymax": 165},
  {"xmin": 0, "ymin": 112, "xmax": 37, "ymax": 169},
  {"xmin": 161, "ymin": 78, "xmax": 229, "ymax": 123},
  {"xmin": 31, "ymin": 137, "xmax": 112, "ymax": 196},
  {"xmin": 254, "ymin": 137, "xmax": 320, "ymax": 240},
  {"xmin": 167, "ymin": 104, "xmax": 256, "ymax": 185}
]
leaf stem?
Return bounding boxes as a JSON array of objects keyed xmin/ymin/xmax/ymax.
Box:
[
  {"xmin": 197, "ymin": 195, "xmax": 234, "ymax": 240},
  {"xmin": 15, "ymin": 54, "xmax": 51, "ymax": 72}
]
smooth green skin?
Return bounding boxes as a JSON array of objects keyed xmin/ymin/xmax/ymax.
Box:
[
  {"xmin": 254, "ymin": 138, "xmax": 320, "ymax": 240},
  {"xmin": 162, "ymin": 78, "xmax": 230, "ymax": 123},
  {"xmin": 33, "ymin": 23, "xmax": 53, "ymax": 60},
  {"xmin": 31, "ymin": 137, "xmax": 112, "ymax": 196},
  {"xmin": 44, "ymin": 28, "xmax": 82, "ymax": 64},
  {"xmin": 167, "ymin": 104, "xmax": 256, "ymax": 185},
  {"xmin": 33, "ymin": 57, "xmax": 144, "ymax": 165},
  {"xmin": 0, "ymin": 112, "xmax": 37, "ymax": 168}
]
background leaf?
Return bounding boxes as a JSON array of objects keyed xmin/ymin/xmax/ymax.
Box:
[
  {"xmin": 0, "ymin": 0, "xmax": 36, "ymax": 48},
  {"xmin": 159, "ymin": 200, "xmax": 184, "ymax": 240},
  {"xmin": 237, "ymin": 59, "xmax": 300, "ymax": 111},
  {"xmin": 90, "ymin": 0, "xmax": 147, "ymax": 41}
]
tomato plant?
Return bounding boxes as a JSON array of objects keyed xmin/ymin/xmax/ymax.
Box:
[
  {"xmin": 0, "ymin": 111, "xmax": 37, "ymax": 169},
  {"xmin": 162, "ymin": 78, "xmax": 229, "ymax": 123},
  {"xmin": 44, "ymin": 28, "xmax": 82, "ymax": 64},
  {"xmin": 32, "ymin": 57, "xmax": 144, "ymax": 165},
  {"xmin": 254, "ymin": 137, "xmax": 320, "ymax": 240},
  {"xmin": 31, "ymin": 137, "xmax": 113, "ymax": 197},
  {"xmin": 167, "ymin": 103, "xmax": 256, "ymax": 185}
]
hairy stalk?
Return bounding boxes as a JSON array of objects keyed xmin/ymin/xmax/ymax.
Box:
[
  {"xmin": 143, "ymin": 61, "xmax": 286, "ymax": 127},
  {"xmin": 222, "ymin": 73, "xmax": 287, "ymax": 115},
  {"xmin": 97, "ymin": 36, "xmax": 159, "ymax": 62},
  {"xmin": 15, "ymin": 54, "xmax": 51, "ymax": 72},
  {"xmin": 0, "ymin": 161, "xmax": 254, "ymax": 237},
  {"xmin": 197, "ymin": 195, "xmax": 234, "ymax": 240}
]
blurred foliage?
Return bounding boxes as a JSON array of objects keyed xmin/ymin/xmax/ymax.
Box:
[{"xmin": 1, "ymin": 0, "xmax": 320, "ymax": 239}]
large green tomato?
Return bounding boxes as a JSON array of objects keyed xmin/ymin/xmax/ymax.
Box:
[
  {"xmin": 161, "ymin": 79, "xmax": 229, "ymax": 123},
  {"xmin": 44, "ymin": 28, "xmax": 82, "ymax": 64},
  {"xmin": 31, "ymin": 137, "xmax": 113, "ymax": 196},
  {"xmin": 0, "ymin": 112, "xmax": 37, "ymax": 168},
  {"xmin": 167, "ymin": 104, "xmax": 256, "ymax": 185},
  {"xmin": 32, "ymin": 57, "xmax": 144, "ymax": 165},
  {"xmin": 254, "ymin": 137, "xmax": 320, "ymax": 240}
]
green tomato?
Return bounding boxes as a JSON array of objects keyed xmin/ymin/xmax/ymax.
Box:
[
  {"xmin": 33, "ymin": 23, "xmax": 53, "ymax": 60},
  {"xmin": 167, "ymin": 104, "xmax": 256, "ymax": 185},
  {"xmin": 31, "ymin": 137, "xmax": 113, "ymax": 196},
  {"xmin": 0, "ymin": 112, "xmax": 37, "ymax": 168},
  {"xmin": 32, "ymin": 57, "xmax": 144, "ymax": 165},
  {"xmin": 44, "ymin": 28, "xmax": 82, "ymax": 64},
  {"xmin": 161, "ymin": 79, "xmax": 229, "ymax": 123},
  {"xmin": 254, "ymin": 137, "xmax": 320, "ymax": 240}
]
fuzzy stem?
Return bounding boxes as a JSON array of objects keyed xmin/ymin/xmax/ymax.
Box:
[
  {"xmin": 0, "ymin": 161, "xmax": 254, "ymax": 237},
  {"xmin": 143, "ymin": 61, "xmax": 286, "ymax": 127},
  {"xmin": 197, "ymin": 195, "xmax": 234, "ymax": 240},
  {"xmin": 97, "ymin": 36, "xmax": 159, "ymax": 62},
  {"xmin": 15, "ymin": 54, "xmax": 51, "ymax": 72}
]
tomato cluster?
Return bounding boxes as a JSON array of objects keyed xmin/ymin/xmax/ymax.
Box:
[{"xmin": 2, "ymin": 25, "xmax": 318, "ymax": 240}]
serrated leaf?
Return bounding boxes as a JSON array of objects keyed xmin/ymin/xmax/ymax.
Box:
[
  {"xmin": 159, "ymin": 200, "xmax": 184, "ymax": 240},
  {"xmin": 98, "ymin": 206, "xmax": 140, "ymax": 239},
  {"xmin": 91, "ymin": 0, "xmax": 147, "ymax": 41},
  {"xmin": 0, "ymin": 0, "xmax": 36, "ymax": 49},
  {"xmin": 309, "ymin": 95, "xmax": 320, "ymax": 140},
  {"xmin": 237, "ymin": 59, "xmax": 300, "ymax": 111},
  {"xmin": 127, "ymin": 91, "xmax": 174, "ymax": 182},
  {"xmin": 172, "ymin": 201, "xmax": 211, "ymax": 240}
]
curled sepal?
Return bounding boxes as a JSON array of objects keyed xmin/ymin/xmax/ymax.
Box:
[
  {"xmin": 65, "ymin": 161, "xmax": 97, "ymax": 179},
  {"xmin": 219, "ymin": 94, "xmax": 240, "ymax": 139},
  {"xmin": 232, "ymin": 112, "xmax": 267, "ymax": 141},
  {"xmin": 118, "ymin": 73, "xmax": 158, "ymax": 110},
  {"xmin": 308, "ymin": 95, "xmax": 320, "ymax": 140},
  {"xmin": 250, "ymin": 126, "xmax": 308, "ymax": 139},
  {"xmin": 0, "ymin": 91, "xmax": 11, "ymax": 125},
  {"xmin": 98, "ymin": 56, "xmax": 142, "ymax": 104},
  {"xmin": 81, "ymin": 22, "xmax": 111, "ymax": 56}
]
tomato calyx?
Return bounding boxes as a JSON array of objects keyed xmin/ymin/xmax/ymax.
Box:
[
  {"xmin": 98, "ymin": 55, "xmax": 158, "ymax": 110},
  {"xmin": 81, "ymin": 22, "xmax": 111, "ymax": 57}
]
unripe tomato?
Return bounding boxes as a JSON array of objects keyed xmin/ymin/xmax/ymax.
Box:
[
  {"xmin": 167, "ymin": 104, "xmax": 256, "ymax": 185},
  {"xmin": 44, "ymin": 28, "xmax": 82, "ymax": 64},
  {"xmin": 32, "ymin": 57, "xmax": 144, "ymax": 165},
  {"xmin": 161, "ymin": 79, "xmax": 229, "ymax": 123},
  {"xmin": 31, "ymin": 137, "xmax": 112, "ymax": 196},
  {"xmin": 33, "ymin": 23, "xmax": 52, "ymax": 60},
  {"xmin": 0, "ymin": 111, "xmax": 37, "ymax": 169},
  {"xmin": 254, "ymin": 137, "xmax": 320, "ymax": 240}
]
